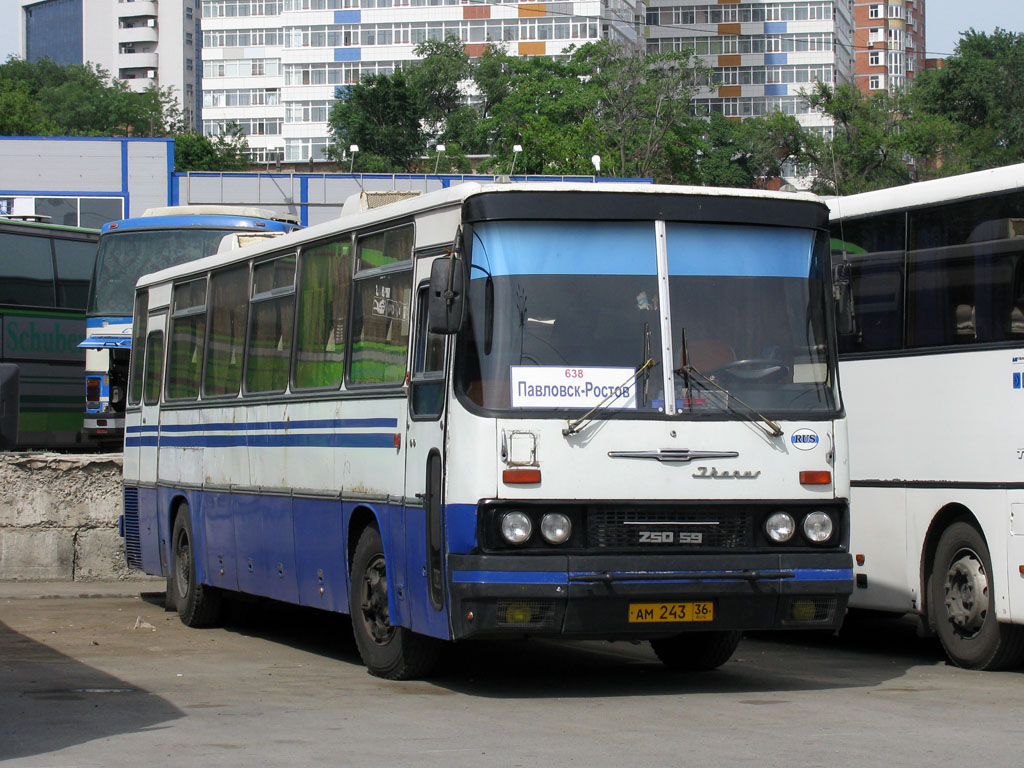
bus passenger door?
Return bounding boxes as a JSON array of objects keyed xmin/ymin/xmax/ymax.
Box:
[
  {"xmin": 403, "ymin": 279, "xmax": 449, "ymax": 639},
  {"xmin": 129, "ymin": 312, "xmax": 166, "ymax": 575}
]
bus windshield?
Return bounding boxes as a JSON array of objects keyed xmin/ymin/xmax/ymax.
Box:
[
  {"xmin": 458, "ymin": 219, "xmax": 837, "ymax": 416},
  {"xmin": 88, "ymin": 228, "xmax": 242, "ymax": 317}
]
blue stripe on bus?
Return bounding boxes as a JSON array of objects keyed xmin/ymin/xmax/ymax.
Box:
[
  {"xmin": 125, "ymin": 417, "xmax": 398, "ymax": 434},
  {"xmin": 792, "ymin": 568, "xmax": 853, "ymax": 581},
  {"xmin": 451, "ymin": 570, "xmax": 569, "ymax": 585},
  {"xmin": 666, "ymin": 223, "xmax": 814, "ymax": 278},
  {"xmin": 126, "ymin": 432, "xmax": 397, "ymax": 448}
]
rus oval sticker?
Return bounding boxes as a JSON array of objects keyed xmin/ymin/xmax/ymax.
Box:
[{"xmin": 790, "ymin": 428, "xmax": 819, "ymax": 451}]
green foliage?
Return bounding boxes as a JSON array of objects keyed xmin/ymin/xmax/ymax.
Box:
[
  {"xmin": 0, "ymin": 57, "xmax": 177, "ymax": 137},
  {"xmin": 327, "ymin": 69, "xmax": 423, "ymax": 170},
  {"xmin": 911, "ymin": 28, "xmax": 1024, "ymax": 172},
  {"xmin": 173, "ymin": 125, "xmax": 252, "ymax": 172}
]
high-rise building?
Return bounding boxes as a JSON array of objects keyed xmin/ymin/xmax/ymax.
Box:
[
  {"xmin": 851, "ymin": 0, "xmax": 926, "ymax": 94},
  {"xmin": 199, "ymin": 0, "xmax": 645, "ymax": 164},
  {"xmin": 644, "ymin": 0, "xmax": 855, "ymax": 134},
  {"xmin": 19, "ymin": 0, "xmax": 202, "ymax": 130}
]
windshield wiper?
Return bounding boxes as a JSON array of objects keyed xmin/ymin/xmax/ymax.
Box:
[
  {"xmin": 562, "ymin": 358, "xmax": 658, "ymax": 437},
  {"xmin": 674, "ymin": 365, "xmax": 783, "ymax": 438}
]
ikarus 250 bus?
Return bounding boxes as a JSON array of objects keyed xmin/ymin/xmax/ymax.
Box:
[{"xmin": 121, "ymin": 182, "xmax": 853, "ymax": 679}]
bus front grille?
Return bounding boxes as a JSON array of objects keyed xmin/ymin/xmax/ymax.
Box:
[{"xmin": 586, "ymin": 506, "xmax": 750, "ymax": 550}]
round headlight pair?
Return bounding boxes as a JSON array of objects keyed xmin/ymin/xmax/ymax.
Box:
[
  {"xmin": 765, "ymin": 511, "xmax": 833, "ymax": 543},
  {"xmin": 500, "ymin": 511, "xmax": 572, "ymax": 545}
]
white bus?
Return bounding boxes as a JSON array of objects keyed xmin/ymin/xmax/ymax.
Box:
[
  {"xmin": 122, "ymin": 182, "xmax": 852, "ymax": 679},
  {"xmin": 829, "ymin": 163, "xmax": 1024, "ymax": 669}
]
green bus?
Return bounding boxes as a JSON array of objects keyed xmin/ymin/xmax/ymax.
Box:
[{"xmin": 0, "ymin": 217, "xmax": 99, "ymax": 450}]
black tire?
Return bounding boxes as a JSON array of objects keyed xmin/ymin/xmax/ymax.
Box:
[
  {"xmin": 650, "ymin": 630, "xmax": 742, "ymax": 671},
  {"xmin": 929, "ymin": 521, "xmax": 1024, "ymax": 670},
  {"xmin": 171, "ymin": 505, "xmax": 223, "ymax": 628},
  {"xmin": 349, "ymin": 526, "xmax": 441, "ymax": 680}
]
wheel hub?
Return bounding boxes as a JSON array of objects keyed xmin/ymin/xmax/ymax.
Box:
[
  {"xmin": 359, "ymin": 554, "xmax": 395, "ymax": 646},
  {"xmin": 174, "ymin": 530, "xmax": 191, "ymax": 597},
  {"xmin": 943, "ymin": 549, "xmax": 988, "ymax": 637}
]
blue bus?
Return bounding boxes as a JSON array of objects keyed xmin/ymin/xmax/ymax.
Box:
[{"xmin": 81, "ymin": 206, "xmax": 299, "ymax": 447}]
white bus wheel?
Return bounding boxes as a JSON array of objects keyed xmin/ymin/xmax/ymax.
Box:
[{"xmin": 929, "ymin": 521, "xmax": 1024, "ymax": 670}]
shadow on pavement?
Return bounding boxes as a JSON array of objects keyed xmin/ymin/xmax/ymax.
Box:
[
  {"xmin": 176, "ymin": 592, "xmax": 950, "ymax": 699},
  {"xmin": 0, "ymin": 619, "xmax": 184, "ymax": 761}
]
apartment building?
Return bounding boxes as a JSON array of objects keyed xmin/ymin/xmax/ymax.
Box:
[
  {"xmin": 851, "ymin": 0, "xmax": 926, "ymax": 94},
  {"xmin": 644, "ymin": 0, "xmax": 855, "ymax": 133},
  {"xmin": 199, "ymin": 0, "xmax": 644, "ymax": 163},
  {"xmin": 19, "ymin": 0, "xmax": 201, "ymax": 130}
]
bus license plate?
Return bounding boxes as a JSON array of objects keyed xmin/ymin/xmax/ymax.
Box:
[{"xmin": 628, "ymin": 602, "xmax": 714, "ymax": 623}]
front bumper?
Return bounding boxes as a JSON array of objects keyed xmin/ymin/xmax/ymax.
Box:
[{"xmin": 448, "ymin": 551, "xmax": 852, "ymax": 640}]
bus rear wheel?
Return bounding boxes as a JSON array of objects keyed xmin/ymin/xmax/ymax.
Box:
[
  {"xmin": 650, "ymin": 630, "xmax": 742, "ymax": 671},
  {"xmin": 170, "ymin": 505, "xmax": 223, "ymax": 628},
  {"xmin": 349, "ymin": 526, "xmax": 441, "ymax": 680},
  {"xmin": 929, "ymin": 521, "xmax": 1024, "ymax": 670}
]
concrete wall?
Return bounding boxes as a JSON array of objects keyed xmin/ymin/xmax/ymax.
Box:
[{"xmin": 0, "ymin": 452, "xmax": 145, "ymax": 582}]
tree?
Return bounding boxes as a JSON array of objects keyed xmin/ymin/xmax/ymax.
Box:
[
  {"xmin": 327, "ymin": 69, "xmax": 424, "ymax": 171},
  {"xmin": 585, "ymin": 41, "xmax": 711, "ymax": 179},
  {"xmin": 800, "ymin": 82, "xmax": 955, "ymax": 195},
  {"xmin": 0, "ymin": 57, "xmax": 185, "ymax": 138},
  {"xmin": 173, "ymin": 124, "xmax": 251, "ymax": 172},
  {"xmin": 475, "ymin": 47, "xmax": 600, "ymax": 175},
  {"xmin": 911, "ymin": 28, "xmax": 1024, "ymax": 172}
]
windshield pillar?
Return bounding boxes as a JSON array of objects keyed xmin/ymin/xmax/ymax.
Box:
[{"xmin": 654, "ymin": 220, "xmax": 676, "ymax": 416}]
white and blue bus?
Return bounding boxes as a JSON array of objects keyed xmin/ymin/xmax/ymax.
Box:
[
  {"xmin": 829, "ymin": 163, "xmax": 1024, "ymax": 670},
  {"xmin": 122, "ymin": 182, "xmax": 852, "ymax": 679},
  {"xmin": 81, "ymin": 206, "xmax": 300, "ymax": 447}
]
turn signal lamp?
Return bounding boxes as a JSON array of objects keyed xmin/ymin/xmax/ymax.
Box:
[
  {"xmin": 503, "ymin": 469, "xmax": 541, "ymax": 484},
  {"xmin": 799, "ymin": 470, "xmax": 831, "ymax": 485}
]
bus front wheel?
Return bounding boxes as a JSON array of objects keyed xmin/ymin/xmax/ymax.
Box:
[
  {"xmin": 650, "ymin": 630, "xmax": 742, "ymax": 671},
  {"xmin": 170, "ymin": 506, "xmax": 223, "ymax": 628},
  {"xmin": 349, "ymin": 526, "xmax": 441, "ymax": 680},
  {"xmin": 929, "ymin": 521, "xmax": 1024, "ymax": 670}
]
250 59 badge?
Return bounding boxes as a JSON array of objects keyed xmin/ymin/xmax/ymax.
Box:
[{"xmin": 638, "ymin": 531, "xmax": 703, "ymax": 544}]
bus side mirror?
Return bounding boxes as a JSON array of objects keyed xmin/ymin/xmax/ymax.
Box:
[
  {"xmin": 428, "ymin": 257, "xmax": 467, "ymax": 334},
  {"xmin": 833, "ymin": 263, "xmax": 856, "ymax": 336}
]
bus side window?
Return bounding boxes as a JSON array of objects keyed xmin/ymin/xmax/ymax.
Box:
[
  {"xmin": 349, "ymin": 225, "xmax": 413, "ymax": 387},
  {"xmin": 410, "ymin": 284, "xmax": 445, "ymax": 419},
  {"xmin": 127, "ymin": 291, "xmax": 150, "ymax": 406},
  {"xmin": 54, "ymin": 238, "xmax": 97, "ymax": 309},
  {"xmin": 204, "ymin": 265, "xmax": 249, "ymax": 397},
  {"xmin": 844, "ymin": 257, "xmax": 903, "ymax": 354},
  {"xmin": 0, "ymin": 232, "xmax": 56, "ymax": 307},
  {"xmin": 245, "ymin": 254, "xmax": 296, "ymax": 394},
  {"xmin": 143, "ymin": 330, "xmax": 164, "ymax": 406},
  {"xmin": 293, "ymin": 238, "xmax": 351, "ymax": 390},
  {"xmin": 166, "ymin": 278, "xmax": 207, "ymax": 400}
]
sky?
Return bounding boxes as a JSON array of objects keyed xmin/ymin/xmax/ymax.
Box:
[{"xmin": 0, "ymin": 0, "xmax": 1018, "ymax": 64}]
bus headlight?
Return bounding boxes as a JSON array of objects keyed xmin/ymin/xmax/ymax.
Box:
[
  {"xmin": 765, "ymin": 512, "xmax": 795, "ymax": 543},
  {"xmin": 540, "ymin": 512, "xmax": 572, "ymax": 544},
  {"xmin": 803, "ymin": 511, "xmax": 834, "ymax": 543},
  {"xmin": 500, "ymin": 511, "xmax": 533, "ymax": 544}
]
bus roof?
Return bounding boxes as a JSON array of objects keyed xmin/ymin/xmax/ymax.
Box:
[
  {"xmin": 101, "ymin": 212, "xmax": 298, "ymax": 235},
  {"xmin": 826, "ymin": 163, "xmax": 1024, "ymax": 221},
  {"xmin": 135, "ymin": 181, "xmax": 826, "ymax": 290},
  {"xmin": 141, "ymin": 205, "xmax": 300, "ymax": 225}
]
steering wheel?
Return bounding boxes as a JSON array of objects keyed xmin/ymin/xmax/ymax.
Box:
[{"xmin": 705, "ymin": 358, "xmax": 790, "ymax": 383}]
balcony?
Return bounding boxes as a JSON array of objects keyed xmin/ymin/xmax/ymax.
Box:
[
  {"xmin": 118, "ymin": 51, "xmax": 159, "ymax": 70},
  {"xmin": 117, "ymin": 1, "xmax": 157, "ymax": 20},
  {"xmin": 118, "ymin": 26, "xmax": 158, "ymax": 45}
]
